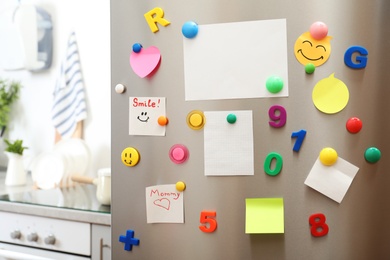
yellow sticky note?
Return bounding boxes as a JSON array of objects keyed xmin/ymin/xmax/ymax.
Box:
[
  {"xmin": 245, "ymin": 198, "xmax": 284, "ymax": 234},
  {"xmin": 312, "ymin": 73, "xmax": 349, "ymax": 114}
]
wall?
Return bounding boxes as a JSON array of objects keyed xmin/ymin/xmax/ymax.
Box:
[{"xmin": 0, "ymin": 0, "xmax": 110, "ymax": 177}]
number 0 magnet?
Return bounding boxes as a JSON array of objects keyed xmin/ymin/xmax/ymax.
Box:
[{"xmin": 121, "ymin": 147, "xmax": 140, "ymax": 167}]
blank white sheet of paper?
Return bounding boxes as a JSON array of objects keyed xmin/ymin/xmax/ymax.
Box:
[{"xmin": 183, "ymin": 19, "xmax": 288, "ymax": 101}]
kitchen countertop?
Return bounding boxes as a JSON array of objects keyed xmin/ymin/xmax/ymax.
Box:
[{"xmin": 0, "ymin": 171, "xmax": 111, "ymax": 226}]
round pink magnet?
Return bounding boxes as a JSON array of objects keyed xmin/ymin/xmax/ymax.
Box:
[
  {"xmin": 309, "ymin": 21, "xmax": 328, "ymax": 40},
  {"xmin": 169, "ymin": 144, "xmax": 189, "ymax": 164}
]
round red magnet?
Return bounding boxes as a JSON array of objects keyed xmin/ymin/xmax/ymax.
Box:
[{"xmin": 346, "ymin": 117, "xmax": 362, "ymax": 134}]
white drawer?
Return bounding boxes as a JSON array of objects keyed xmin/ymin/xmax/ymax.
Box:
[{"xmin": 0, "ymin": 211, "xmax": 91, "ymax": 256}]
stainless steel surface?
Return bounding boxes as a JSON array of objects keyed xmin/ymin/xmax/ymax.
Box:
[{"xmin": 111, "ymin": 0, "xmax": 390, "ymax": 259}]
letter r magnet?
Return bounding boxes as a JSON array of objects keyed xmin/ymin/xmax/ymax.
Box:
[
  {"xmin": 121, "ymin": 147, "xmax": 140, "ymax": 167},
  {"xmin": 144, "ymin": 7, "xmax": 170, "ymax": 33}
]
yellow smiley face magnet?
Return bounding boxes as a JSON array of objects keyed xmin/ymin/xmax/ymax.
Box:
[
  {"xmin": 121, "ymin": 147, "xmax": 140, "ymax": 167},
  {"xmin": 294, "ymin": 32, "xmax": 332, "ymax": 67}
]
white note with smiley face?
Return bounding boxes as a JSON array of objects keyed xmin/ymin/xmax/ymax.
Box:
[{"xmin": 129, "ymin": 97, "xmax": 166, "ymax": 136}]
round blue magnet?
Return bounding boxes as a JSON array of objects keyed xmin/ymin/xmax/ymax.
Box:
[
  {"xmin": 132, "ymin": 43, "xmax": 142, "ymax": 53},
  {"xmin": 182, "ymin": 21, "xmax": 198, "ymax": 39}
]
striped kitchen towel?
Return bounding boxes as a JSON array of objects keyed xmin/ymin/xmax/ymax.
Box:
[{"xmin": 52, "ymin": 32, "xmax": 87, "ymax": 138}]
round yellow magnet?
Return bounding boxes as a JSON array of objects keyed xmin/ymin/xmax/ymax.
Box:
[
  {"xmin": 176, "ymin": 181, "xmax": 186, "ymax": 191},
  {"xmin": 319, "ymin": 147, "xmax": 338, "ymax": 166},
  {"xmin": 186, "ymin": 110, "xmax": 205, "ymax": 130},
  {"xmin": 121, "ymin": 147, "xmax": 140, "ymax": 167}
]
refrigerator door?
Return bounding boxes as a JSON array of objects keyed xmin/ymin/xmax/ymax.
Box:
[{"xmin": 111, "ymin": 0, "xmax": 390, "ymax": 259}]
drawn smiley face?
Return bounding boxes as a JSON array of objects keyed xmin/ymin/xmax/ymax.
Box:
[
  {"xmin": 294, "ymin": 32, "xmax": 332, "ymax": 67},
  {"xmin": 137, "ymin": 112, "xmax": 149, "ymax": 122}
]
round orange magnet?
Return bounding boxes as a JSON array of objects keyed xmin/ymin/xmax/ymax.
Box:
[{"xmin": 158, "ymin": 116, "xmax": 169, "ymax": 126}]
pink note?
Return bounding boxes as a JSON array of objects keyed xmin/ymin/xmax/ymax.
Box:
[{"xmin": 130, "ymin": 46, "xmax": 161, "ymax": 78}]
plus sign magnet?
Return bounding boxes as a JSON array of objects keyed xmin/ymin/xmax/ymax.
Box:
[{"xmin": 119, "ymin": 230, "xmax": 140, "ymax": 251}]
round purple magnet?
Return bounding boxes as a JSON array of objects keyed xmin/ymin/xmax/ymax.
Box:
[{"xmin": 169, "ymin": 144, "xmax": 189, "ymax": 164}]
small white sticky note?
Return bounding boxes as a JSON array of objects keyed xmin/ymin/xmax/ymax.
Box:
[
  {"xmin": 129, "ymin": 97, "xmax": 166, "ymax": 136},
  {"xmin": 204, "ymin": 110, "xmax": 254, "ymax": 176},
  {"xmin": 304, "ymin": 157, "xmax": 359, "ymax": 203},
  {"xmin": 146, "ymin": 184, "xmax": 184, "ymax": 223}
]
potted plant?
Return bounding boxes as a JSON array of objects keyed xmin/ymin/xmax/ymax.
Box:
[
  {"xmin": 0, "ymin": 79, "xmax": 21, "ymax": 137},
  {"xmin": 4, "ymin": 139, "xmax": 28, "ymax": 186}
]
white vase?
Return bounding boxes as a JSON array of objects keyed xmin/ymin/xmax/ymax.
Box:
[{"xmin": 4, "ymin": 151, "xmax": 26, "ymax": 186}]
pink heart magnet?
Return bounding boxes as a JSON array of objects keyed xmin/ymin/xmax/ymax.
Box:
[{"xmin": 130, "ymin": 46, "xmax": 161, "ymax": 78}]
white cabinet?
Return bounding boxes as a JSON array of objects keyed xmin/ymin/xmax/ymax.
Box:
[
  {"xmin": 0, "ymin": 211, "xmax": 111, "ymax": 259},
  {"xmin": 0, "ymin": 211, "xmax": 90, "ymax": 255},
  {"xmin": 0, "ymin": 211, "xmax": 91, "ymax": 259},
  {"xmin": 91, "ymin": 224, "xmax": 111, "ymax": 260}
]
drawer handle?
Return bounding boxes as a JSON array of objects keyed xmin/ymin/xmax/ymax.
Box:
[{"xmin": 100, "ymin": 238, "xmax": 111, "ymax": 260}]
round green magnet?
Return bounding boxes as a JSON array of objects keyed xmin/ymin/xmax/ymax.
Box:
[
  {"xmin": 226, "ymin": 113, "xmax": 237, "ymax": 124},
  {"xmin": 364, "ymin": 147, "xmax": 381, "ymax": 163},
  {"xmin": 305, "ymin": 63, "xmax": 316, "ymax": 74},
  {"xmin": 266, "ymin": 76, "xmax": 284, "ymax": 93}
]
